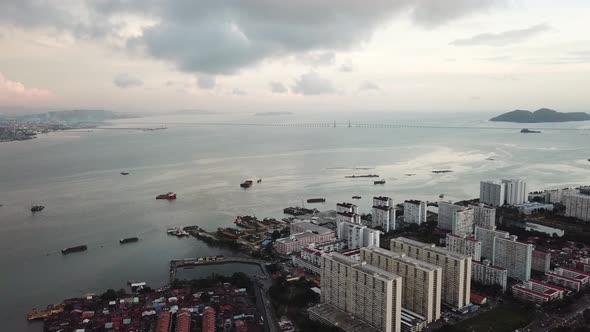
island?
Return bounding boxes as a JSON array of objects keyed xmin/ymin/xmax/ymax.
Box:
[
  {"xmin": 254, "ymin": 111, "xmax": 294, "ymax": 116},
  {"xmin": 490, "ymin": 108, "xmax": 590, "ymax": 123}
]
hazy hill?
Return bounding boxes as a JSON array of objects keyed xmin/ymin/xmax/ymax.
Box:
[
  {"xmin": 16, "ymin": 110, "xmax": 130, "ymax": 123},
  {"xmin": 490, "ymin": 108, "xmax": 590, "ymax": 123}
]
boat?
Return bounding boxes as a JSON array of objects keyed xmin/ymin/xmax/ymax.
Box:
[
  {"xmin": 240, "ymin": 180, "xmax": 253, "ymax": 188},
  {"xmin": 120, "ymin": 237, "xmax": 139, "ymax": 244},
  {"xmin": 166, "ymin": 227, "xmax": 189, "ymax": 237},
  {"xmin": 521, "ymin": 128, "xmax": 541, "ymax": 134},
  {"xmin": 307, "ymin": 198, "xmax": 326, "ymax": 203},
  {"xmin": 27, "ymin": 304, "xmax": 64, "ymax": 321},
  {"xmin": 156, "ymin": 192, "xmax": 177, "ymax": 200},
  {"xmin": 345, "ymin": 174, "xmax": 379, "ymax": 178},
  {"xmin": 61, "ymin": 245, "xmax": 88, "ymax": 255},
  {"xmin": 120, "ymin": 172, "xmax": 130, "ymax": 175},
  {"xmin": 31, "ymin": 205, "xmax": 45, "ymax": 212},
  {"xmin": 374, "ymin": 179, "xmax": 386, "ymax": 185},
  {"xmin": 352, "ymin": 196, "xmax": 361, "ymax": 199},
  {"xmin": 404, "ymin": 173, "xmax": 416, "ymax": 176},
  {"xmin": 257, "ymin": 179, "xmax": 262, "ymax": 183},
  {"xmin": 485, "ymin": 157, "xmax": 495, "ymax": 161}
]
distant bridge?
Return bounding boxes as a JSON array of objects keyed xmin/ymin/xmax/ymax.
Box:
[{"xmin": 169, "ymin": 257, "xmax": 268, "ymax": 282}]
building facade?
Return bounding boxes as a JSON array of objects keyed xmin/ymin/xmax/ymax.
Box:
[
  {"xmin": 469, "ymin": 203, "xmax": 496, "ymax": 230},
  {"xmin": 390, "ymin": 237, "xmax": 471, "ymax": 309},
  {"xmin": 274, "ymin": 230, "xmax": 336, "ymax": 255},
  {"xmin": 493, "ymin": 235, "xmax": 533, "ymax": 280},
  {"xmin": 336, "ymin": 221, "xmax": 380, "ymax": 249},
  {"xmin": 512, "ymin": 280, "xmax": 565, "ymax": 304},
  {"xmin": 361, "ymin": 246, "xmax": 442, "ymax": 323},
  {"xmin": 502, "ymin": 179, "xmax": 527, "ymax": 206},
  {"xmin": 471, "ymin": 260, "xmax": 508, "ymax": 292},
  {"xmin": 563, "ymin": 192, "xmax": 590, "ymax": 222},
  {"xmin": 321, "ymin": 252, "xmax": 402, "ymax": 332},
  {"xmin": 437, "ymin": 201, "xmax": 474, "ymax": 237},
  {"xmin": 336, "ymin": 202, "xmax": 361, "ymax": 224},
  {"xmin": 531, "ymin": 250, "xmax": 551, "ymax": 273},
  {"xmin": 373, "ymin": 196, "xmax": 396, "ymax": 232},
  {"xmin": 480, "ymin": 180, "xmax": 505, "ymax": 207},
  {"xmin": 404, "ymin": 200, "xmax": 427, "ymax": 225},
  {"xmin": 446, "ymin": 234, "xmax": 482, "ymax": 261},
  {"xmin": 474, "ymin": 226, "xmax": 510, "ymax": 262}
]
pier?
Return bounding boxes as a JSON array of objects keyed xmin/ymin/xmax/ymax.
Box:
[{"xmin": 169, "ymin": 256, "xmax": 268, "ymax": 282}]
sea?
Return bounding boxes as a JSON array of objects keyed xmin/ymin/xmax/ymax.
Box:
[{"xmin": 1, "ymin": 111, "xmax": 590, "ymax": 331}]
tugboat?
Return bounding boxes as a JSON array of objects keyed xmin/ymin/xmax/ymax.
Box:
[
  {"xmin": 156, "ymin": 192, "xmax": 177, "ymax": 200},
  {"xmin": 520, "ymin": 128, "xmax": 541, "ymax": 134},
  {"xmin": 374, "ymin": 179, "xmax": 386, "ymax": 185},
  {"xmin": 307, "ymin": 198, "xmax": 326, "ymax": 203},
  {"xmin": 120, "ymin": 237, "xmax": 139, "ymax": 244},
  {"xmin": 120, "ymin": 172, "xmax": 130, "ymax": 175},
  {"xmin": 352, "ymin": 196, "xmax": 362, "ymax": 199},
  {"xmin": 257, "ymin": 179, "xmax": 262, "ymax": 183},
  {"xmin": 240, "ymin": 180, "xmax": 253, "ymax": 188},
  {"xmin": 31, "ymin": 205, "xmax": 45, "ymax": 212},
  {"xmin": 61, "ymin": 245, "xmax": 88, "ymax": 255}
]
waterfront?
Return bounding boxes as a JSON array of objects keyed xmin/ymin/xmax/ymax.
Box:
[{"xmin": 1, "ymin": 111, "xmax": 590, "ymax": 331}]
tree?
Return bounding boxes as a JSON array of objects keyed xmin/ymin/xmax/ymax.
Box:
[
  {"xmin": 272, "ymin": 230, "xmax": 281, "ymax": 240},
  {"xmin": 101, "ymin": 289, "xmax": 118, "ymax": 301}
]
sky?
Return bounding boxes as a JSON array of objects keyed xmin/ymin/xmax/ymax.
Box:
[{"xmin": 0, "ymin": 0, "xmax": 589, "ymax": 114}]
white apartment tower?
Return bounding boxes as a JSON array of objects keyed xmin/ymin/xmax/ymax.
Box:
[
  {"xmin": 502, "ymin": 179, "xmax": 527, "ymax": 206},
  {"xmin": 564, "ymin": 190, "xmax": 590, "ymax": 222},
  {"xmin": 480, "ymin": 180, "xmax": 505, "ymax": 207},
  {"xmin": 493, "ymin": 235, "xmax": 533, "ymax": 280},
  {"xmin": 373, "ymin": 196, "xmax": 396, "ymax": 232},
  {"xmin": 361, "ymin": 246, "xmax": 442, "ymax": 323},
  {"xmin": 474, "ymin": 226, "xmax": 510, "ymax": 262},
  {"xmin": 469, "ymin": 203, "xmax": 496, "ymax": 230},
  {"xmin": 321, "ymin": 252, "xmax": 403, "ymax": 332},
  {"xmin": 336, "ymin": 221, "xmax": 380, "ymax": 249},
  {"xmin": 438, "ymin": 201, "xmax": 474, "ymax": 237},
  {"xmin": 404, "ymin": 200, "xmax": 427, "ymax": 225},
  {"xmin": 390, "ymin": 237, "xmax": 472, "ymax": 309},
  {"xmin": 336, "ymin": 202, "xmax": 361, "ymax": 224},
  {"xmin": 446, "ymin": 233, "xmax": 482, "ymax": 261}
]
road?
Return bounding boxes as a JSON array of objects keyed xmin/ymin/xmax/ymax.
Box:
[
  {"xmin": 526, "ymin": 293, "xmax": 590, "ymax": 331},
  {"xmin": 254, "ymin": 275, "xmax": 280, "ymax": 332}
]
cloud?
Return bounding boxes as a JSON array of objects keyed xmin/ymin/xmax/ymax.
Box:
[
  {"xmin": 197, "ymin": 75, "xmax": 216, "ymax": 89},
  {"xmin": 410, "ymin": 0, "xmax": 502, "ymax": 28},
  {"xmin": 0, "ymin": 72, "xmax": 51, "ymax": 102},
  {"xmin": 296, "ymin": 52, "xmax": 335, "ymax": 66},
  {"xmin": 340, "ymin": 63, "xmax": 354, "ymax": 72},
  {"xmin": 113, "ymin": 73, "xmax": 143, "ymax": 88},
  {"xmin": 359, "ymin": 81, "xmax": 381, "ymax": 92},
  {"xmin": 291, "ymin": 72, "xmax": 334, "ymax": 96},
  {"xmin": 270, "ymin": 81, "xmax": 288, "ymax": 94},
  {"xmin": 232, "ymin": 88, "xmax": 247, "ymax": 96},
  {"xmin": 450, "ymin": 23, "xmax": 550, "ymax": 46}
]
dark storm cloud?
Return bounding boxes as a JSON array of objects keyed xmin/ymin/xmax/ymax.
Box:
[
  {"xmin": 113, "ymin": 73, "xmax": 143, "ymax": 88},
  {"xmin": 450, "ymin": 23, "xmax": 550, "ymax": 46},
  {"xmin": 1, "ymin": 1, "xmax": 504, "ymax": 75}
]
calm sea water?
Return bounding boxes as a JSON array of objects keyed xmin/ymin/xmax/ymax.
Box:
[{"xmin": 1, "ymin": 111, "xmax": 590, "ymax": 331}]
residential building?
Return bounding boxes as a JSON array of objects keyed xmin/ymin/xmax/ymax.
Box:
[
  {"xmin": 531, "ymin": 250, "xmax": 551, "ymax": 273},
  {"xmin": 202, "ymin": 307, "xmax": 215, "ymax": 332},
  {"xmin": 575, "ymin": 260, "xmax": 590, "ymax": 273},
  {"xmin": 502, "ymin": 179, "xmax": 527, "ymax": 206},
  {"xmin": 274, "ymin": 230, "xmax": 336, "ymax": 255},
  {"xmin": 545, "ymin": 271, "xmax": 582, "ymax": 292},
  {"xmin": 437, "ymin": 201, "xmax": 474, "ymax": 237},
  {"xmin": 308, "ymin": 304, "xmax": 382, "ymax": 332},
  {"xmin": 400, "ymin": 309, "xmax": 427, "ymax": 332},
  {"xmin": 292, "ymin": 247, "xmax": 323, "ymax": 274},
  {"xmin": 373, "ymin": 196, "xmax": 396, "ymax": 232},
  {"xmin": 290, "ymin": 220, "xmax": 333, "ymax": 235},
  {"xmin": 446, "ymin": 234, "xmax": 482, "ymax": 261},
  {"xmin": 361, "ymin": 246, "xmax": 442, "ymax": 323},
  {"xmin": 336, "ymin": 221, "xmax": 380, "ymax": 249},
  {"xmin": 515, "ymin": 202, "xmax": 554, "ymax": 215},
  {"xmin": 404, "ymin": 200, "xmax": 427, "ymax": 225},
  {"xmin": 553, "ymin": 267, "xmax": 590, "ymax": 288},
  {"xmin": 471, "ymin": 260, "xmax": 508, "ymax": 292},
  {"xmin": 336, "ymin": 202, "xmax": 361, "ymax": 224},
  {"xmin": 175, "ymin": 308, "xmax": 191, "ymax": 332},
  {"xmin": 493, "ymin": 235, "xmax": 533, "ymax": 280},
  {"xmin": 474, "ymin": 226, "xmax": 510, "ymax": 262},
  {"xmin": 469, "ymin": 203, "xmax": 496, "ymax": 230},
  {"xmin": 390, "ymin": 237, "xmax": 471, "ymax": 309},
  {"xmin": 480, "ymin": 180, "xmax": 505, "ymax": 207},
  {"xmin": 563, "ymin": 192, "xmax": 590, "ymax": 222},
  {"xmin": 512, "ymin": 280, "xmax": 565, "ymax": 304},
  {"xmin": 156, "ymin": 310, "xmax": 171, "ymax": 332},
  {"xmin": 320, "ymin": 252, "xmax": 403, "ymax": 332}
]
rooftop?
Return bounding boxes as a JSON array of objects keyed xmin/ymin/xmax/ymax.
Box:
[
  {"xmin": 276, "ymin": 231, "xmax": 330, "ymax": 244},
  {"xmin": 328, "ymin": 252, "xmax": 400, "ymax": 281},
  {"xmin": 404, "ymin": 199, "xmax": 424, "ymax": 205},
  {"xmin": 337, "ymin": 202, "xmax": 356, "ymax": 208},
  {"xmin": 513, "ymin": 285, "xmax": 551, "ymax": 299},
  {"xmin": 472, "ymin": 260, "xmax": 507, "ymax": 271},
  {"xmin": 291, "ymin": 221, "xmax": 332, "ymax": 234},
  {"xmin": 373, "ymin": 196, "xmax": 391, "ymax": 201},
  {"xmin": 372, "ymin": 205, "xmax": 391, "ymax": 211},
  {"xmin": 307, "ymin": 304, "xmax": 381, "ymax": 332}
]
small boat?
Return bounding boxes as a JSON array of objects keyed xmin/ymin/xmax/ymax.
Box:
[
  {"xmin": 307, "ymin": 198, "xmax": 326, "ymax": 203},
  {"xmin": 120, "ymin": 237, "xmax": 139, "ymax": 244},
  {"xmin": 120, "ymin": 172, "xmax": 130, "ymax": 175},
  {"xmin": 31, "ymin": 205, "xmax": 45, "ymax": 212},
  {"xmin": 374, "ymin": 179, "xmax": 386, "ymax": 185},
  {"xmin": 257, "ymin": 179, "xmax": 262, "ymax": 183},
  {"xmin": 240, "ymin": 180, "xmax": 253, "ymax": 188},
  {"xmin": 521, "ymin": 128, "xmax": 541, "ymax": 134},
  {"xmin": 352, "ymin": 196, "xmax": 361, "ymax": 199},
  {"xmin": 62, "ymin": 245, "xmax": 88, "ymax": 255},
  {"xmin": 156, "ymin": 192, "xmax": 177, "ymax": 200},
  {"xmin": 404, "ymin": 173, "xmax": 416, "ymax": 176}
]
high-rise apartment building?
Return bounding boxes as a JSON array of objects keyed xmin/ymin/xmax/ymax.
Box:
[
  {"xmin": 532, "ymin": 249, "xmax": 551, "ymax": 273},
  {"xmin": 474, "ymin": 226, "xmax": 510, "ymax": 261},
  {"xmin": 493, "ymin": 235, "xmax": 533, "ymax": 280},
  {"xmin": 445, "ymin": 234, "xmax": 482, "ymax": 261},
  {"xmin": 202, "ymin": 307, "xmax": 215, "ymax": 332},
  {"xmin": 469, "ymin": 203, "xmax": 496, "ymax": 230},
  {"xmin": 321, "ymin": 252, "xmax": 402, "ymax": 332},
  {"xmin": 336, "ymin": 202, "xmax": 361, "ymax": 224},
  {"xmin": 471, "ymin": 259, "xmax": 508, "ymax": 292},
  {"xmin": 336, "ymin": 221, "xmax": 380, "ymax": 249},
  {"xmin": 404, "ymin": 200, "xmax": 427, "ymax": 225},
  {"xmin": 373, "ymin": 196, "xmax": 396, "ymax": 232},
  {"xmin": 390, "ymin": 237, "xmax": 471, "ymax": 309},
  {"xmin": 361, "ymin": 246, "xmax": 442, "ymax": 323},
  {"xmin": 437, "ymin": 201, "xmax": 474, "ymax": 237},
  {"xmin": 502, "ymin": 179, "xmax": 527, "ymax": 206},
  {"xmin": 480, "ymin": 180, "xmax": 505, "ymax": 207},
  {"xmin": 563, "ymin": 191, "xmax": 590, "ymax": 222}
]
